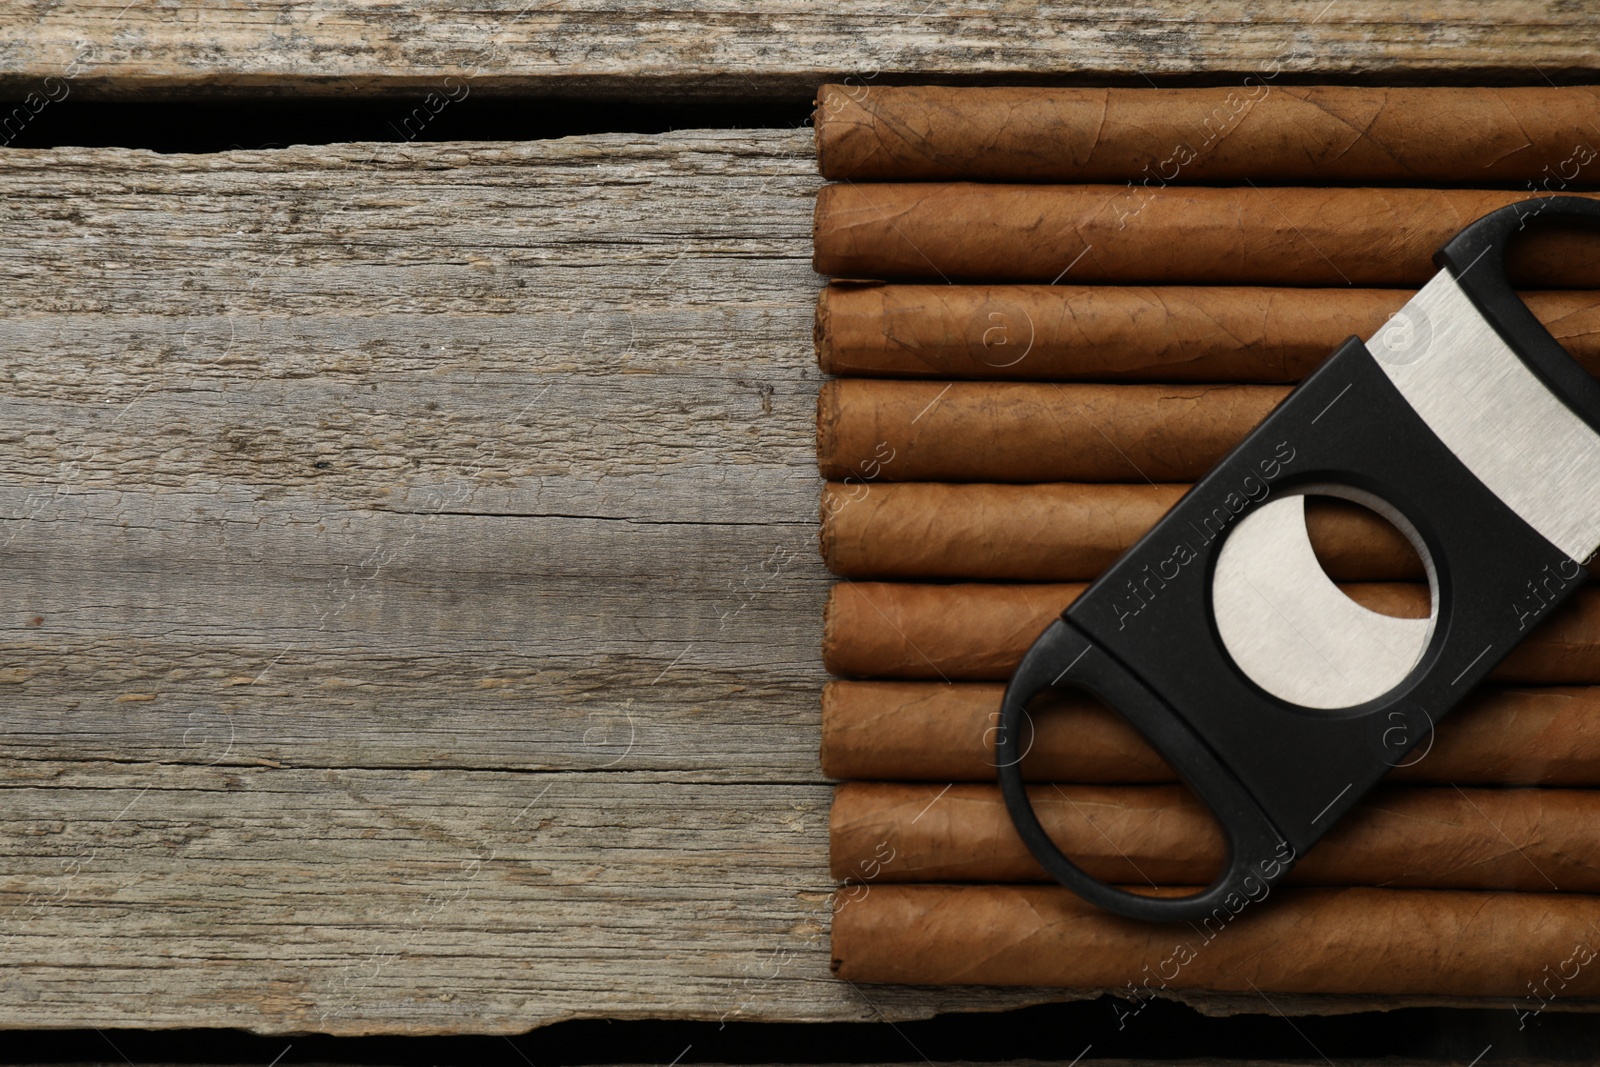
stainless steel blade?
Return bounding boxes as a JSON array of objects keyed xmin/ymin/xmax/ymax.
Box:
[
  {"xmin": 1369, "ymin": 269, "xmax": 1600, "ymax": 563},
  {"xmin": 1212, "ymin": 488, "xmax": 1435, "ymax": 709}
]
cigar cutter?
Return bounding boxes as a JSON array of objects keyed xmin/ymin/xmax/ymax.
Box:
[{"xmin": 997, "ymin": 196, "xmax": 1600, "ymax": 922}]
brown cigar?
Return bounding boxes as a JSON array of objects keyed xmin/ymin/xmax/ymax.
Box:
[
  {"xmin": 821, "ymin": 680, "xmax": 1600, "ymax": 787},
  {"xmin": 816, "ymin": 283, "xmax": 1600, "ymax": 380},
  {"xmin": 812, "ymin": 184, "xmax": 1600, "ymax": 285},
  {"xmin": 830, "ymin": 883, "xmax": 1600, "ymax": 996},
  {"xmin": 831, "ymin": 781, "xmax": 1600, "ymax": 891},
  {"xmin": 821, "ymin": 482, "xmax": 1433, "ymax": 581},
  {"xmin": 817, "ymin": 380, "xmax": 1290, "ymax": 483},
  {"xmin": 815, "ymin": 85, "xmax": 1600, "ymax": 184},
  {"xmin": 822, "ymin": 582, "xmax": 1600, "ymax": 682}
]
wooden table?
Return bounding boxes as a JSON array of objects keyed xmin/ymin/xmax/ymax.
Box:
[{"xmin": 1, "ymin": 1, "xmax": 1597, "ymax": 1037}]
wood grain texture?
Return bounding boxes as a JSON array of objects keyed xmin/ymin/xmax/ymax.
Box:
[
  {"xmin": 3, "ymin": 130, "xmax": 1586, "ymax": 1034},
  {"xmin": 1, "ymin": 2, "xmax": 1598, "ymax": 99},
  {"xmin": 0, "ymin": 129, "xmax": 1083, "ymax": 1035}
]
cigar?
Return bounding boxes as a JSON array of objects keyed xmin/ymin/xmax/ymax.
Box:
[
  {"xmin": 814, "ymin": 85, "xmax": 1600, "ymax": 184},
  {"xmin": 812, "ymin": 184, "xmax": 1600, "ymax": 285},
  {"xmin": 822, "ymin": 582, "xmax": 1600, "ymax": 682},
  {"xmin": 830, "ymin": 883, "xmax": 1600, "ymax": 996},
  {"xmin": 821, "ymin": 482, "xmax": 1432, "ymax": 581},
  {"xmin": 831, "ymin": 781, "xmax": 1600, "ymax": 891},
  {"xmin": 816, "ymin": 283, "xmax": 1600, "ymax": 380},
  {"xmin": 821, "ymin": 680, "xmax": 1600, "ymax": 787},
  {"xmin": 817, "ymin": 380, "xmax": 1289, "ymax": 483}
]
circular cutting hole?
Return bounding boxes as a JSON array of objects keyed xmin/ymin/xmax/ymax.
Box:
[
  {"xmin": 1302, "ymin": 493, "xmax": 1430, "ymax": 617},
  {"xmin": 1211, "ymin": 485, "xmax": 1437, "ymax": 710}
]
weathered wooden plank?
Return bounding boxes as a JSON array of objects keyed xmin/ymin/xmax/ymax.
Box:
[
  {"xmin": 0, "ymin": 129, "xmax": 1091, "ymax": 1034},
  {"xmin": 0, "ymin": 497, "xmax": 825, "ymax": 774},
  {"xmin": 0, "ymin": 2, "xmax": 1597, "ymax": 100},
  {"xmin": 0, "ymin": 137, "xmax": 819, "ymax": 523},
  {"xmin": 0, "ymin": 763, "xmax": 827, "ymax": 1031},
  {"xmin": 0, "ymin": 134, "xmax": 833, "ymax": 775}
]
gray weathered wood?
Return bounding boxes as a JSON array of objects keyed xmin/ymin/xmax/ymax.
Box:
[
  {"xmin": 1, "ymin": 2, "xmax": 1597, "ymax": 100},
  {"xmin": 0, "ymin": 129, "xmax": 1094, "ymax": 1035}
]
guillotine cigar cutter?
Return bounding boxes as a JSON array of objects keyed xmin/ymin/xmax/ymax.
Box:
[{"xmin": 996, "ymin": 196, "xmax": 1600, "ymax": 923}]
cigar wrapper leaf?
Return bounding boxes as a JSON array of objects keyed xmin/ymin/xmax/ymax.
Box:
[
  {"xmin": 815, "ymin": 84, "xmax": 1600, "ymax": 185},
  {"xmin": 832, "ymin": 781, "xmax": 1600, "ymax": 891},
  {"xmin": 830, "ymin": 883, "xmax": 1600, "ymax": 994},
  {"xmin": 816, "ymin": 283, "xmax": 1600, "ymax": 381},
  {"xmin": 813, "ymin": 185, "xmax": 1600, "ymax": 286},
  {"xmin": 820, "ymin": 481, "xmax": 1467, "ymax": 581},
  {"xmin": 817, "ymin": 380, "xmax": 1290, "ymax": 483},
  {"xmin": 821, "ymin": 680, "xmax": 1600, "ymax": 787}
]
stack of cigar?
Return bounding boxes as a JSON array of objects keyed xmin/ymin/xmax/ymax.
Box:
[{"xmin": 813, "ymin": 83, "xmax": 1600, "ymax": 999}]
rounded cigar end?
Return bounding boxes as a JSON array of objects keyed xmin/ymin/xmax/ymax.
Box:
[
  {"xmin": 815, "ymin": 84, "xmax": 867, "ymax": 180},
  {"xmin": 818, "ymin": 483, "xmax": 838, "ymax": 567},
  {"xmin": 810, "ymin": 185, "xmax": 834, "ymax": 274},
  {"xmin": 816, "ymin": 379, "xmax": 843, "ymax": 478},
  {"xmin": 815, "ymin": 286, "xmax": 834, "ymax": 373},
  {"xmin": 813, "ymin": 84, "xmax": 837, "ymax": 178},
  {"xmin": 825, "ymin": 783, "xmax": 855, "ymax": 879},
  {"xmin": 821, "ymin": 582, "xmax": 842, "ymax": 674},
  {"xmin": 819, "ymin": 681, "xmax": 844, "ymax": 779}
]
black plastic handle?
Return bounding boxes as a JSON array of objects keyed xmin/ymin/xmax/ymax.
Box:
[
  {"xmin": 995, "ymin": 619, "xmax": 1295, "ymax": 923},
  {"xmin": 1436, "ymin": 195, "xmax": 1600, "ymax": 438}
]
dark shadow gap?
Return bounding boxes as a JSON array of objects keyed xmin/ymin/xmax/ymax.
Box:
[
  {"xmin": 4, "ymin": 1000, "xmax": 1600, "ymax": 1064},
  {"xmin": 0, "ymin": 98, "xmax": 811, "ymax": 153}
]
